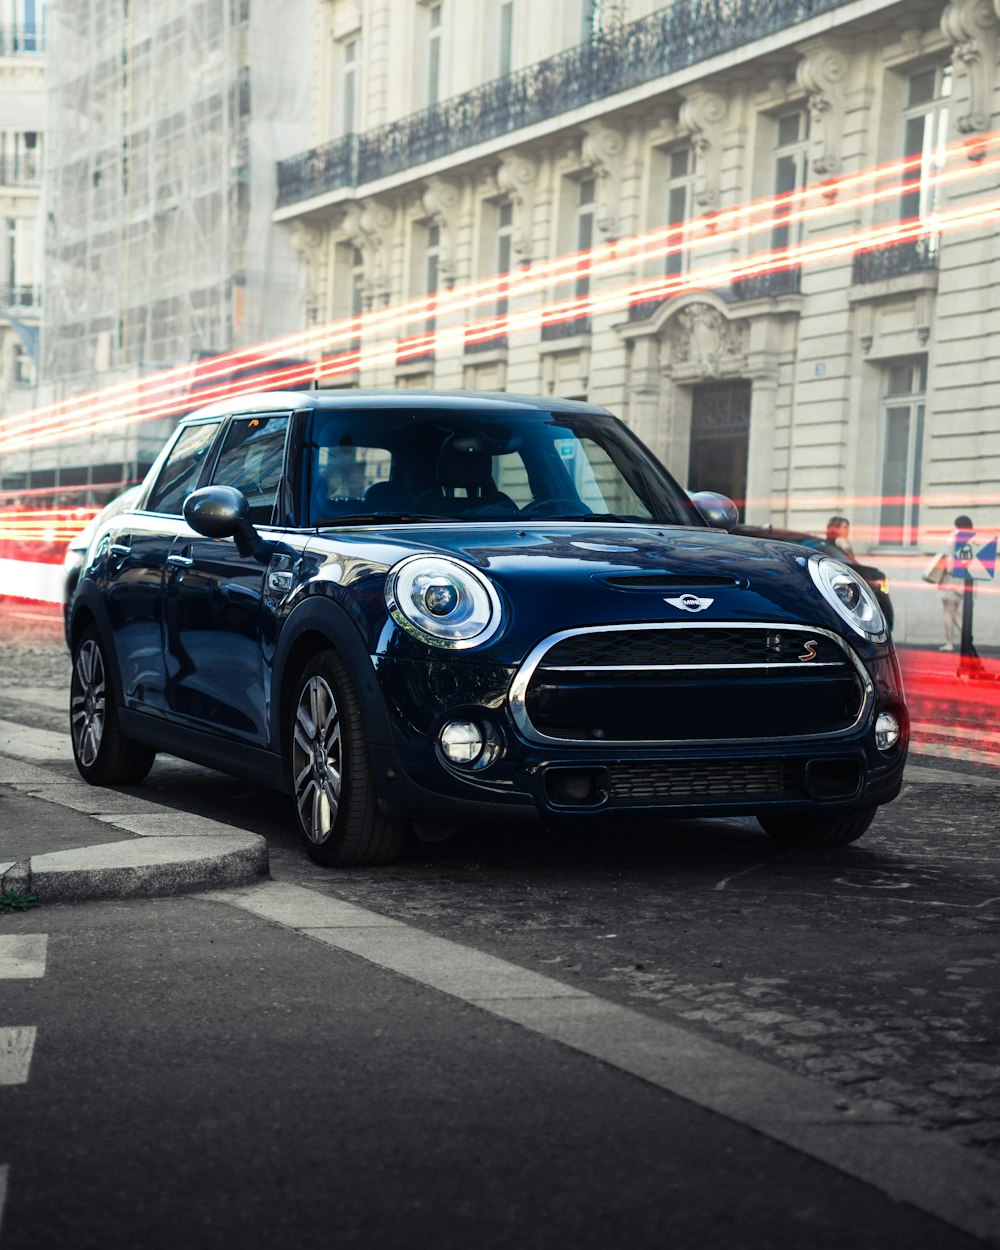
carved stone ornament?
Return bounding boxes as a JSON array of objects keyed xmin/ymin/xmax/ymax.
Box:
[
  {"xmin": 677, "ymin": 85, "xmax": 729, "ymax": 208},
  {"xmin": 663, "ymin": 302, "xmax": 748, "ymax": 378},
  {"xmin": 796, "ymin": 38, "xmax": 850, "ymax": 177},
  {"xmin": 341, "ymin": 198, "xmax": 396, "ymax": 304},
  {"xmin": 421, "ymin": 175, "xmax": 465, "ymax": 286},
  {"xmin": 581, "ymin": 120, "xmax": 628, "ymax": 239},
  {"xmin": 496, "ymin": 150, "xmax": 540, "ymax": 261},
  {"xmin": 942, "ymin": 0, "xmax": 999, "ymax": 134},
  {"xmin": 287, "ymin": 222, "xmax": 326, "ymax": 322}
]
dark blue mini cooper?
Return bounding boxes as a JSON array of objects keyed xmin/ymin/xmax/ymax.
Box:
[{"xmin": 67, "ymin": 391, "xmax": 907, "ymax": 864}]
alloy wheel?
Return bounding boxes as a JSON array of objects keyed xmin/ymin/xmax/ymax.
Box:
[
  {"xmin": 292, "ymin": 674, "xmax": 343, "ymax": 844},
  {"xmin": 71, "ymin": 638, "xmax": 107, "ymax": 769}
]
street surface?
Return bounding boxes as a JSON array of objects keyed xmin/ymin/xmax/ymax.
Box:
[{"xmin": 2, "ymin": 597, "xmax": 999, "ymax": 1248}]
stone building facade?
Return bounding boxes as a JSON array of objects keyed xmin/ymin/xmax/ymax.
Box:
[{"xmin": 275, "ymin": 0, "xmax": 1000, "ymax": 644}]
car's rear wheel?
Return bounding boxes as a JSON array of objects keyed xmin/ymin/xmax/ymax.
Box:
[
  {"xmin": 757, "ymin": 805, "xmax": 877, "ymax": 847},
  {"xmin": 70, "ymin": 628, "xmax": 156, "ymax": 786},
  {"xmin": 289, "ymin": 650, "xmax": 405, "ymax": 866}
]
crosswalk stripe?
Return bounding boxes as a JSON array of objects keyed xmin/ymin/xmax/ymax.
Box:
[
  {"xmin": 0, "ymin": 936, "xmax": 47, "ymax": 979},
  {"xmin": 0, "ymin": 1028, "xmax": 37, "ymax": 1085}
]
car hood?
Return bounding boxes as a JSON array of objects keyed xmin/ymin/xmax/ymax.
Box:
[{"xmin": 309, "ymin": 521, "xmax": 862, "ymax": 656}]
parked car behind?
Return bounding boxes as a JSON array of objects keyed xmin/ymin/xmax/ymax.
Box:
[
  {"xmin": 66, "ymin": 391, "xmax": 907, "ymax": 865},
  {"xmin": 733, "ymin": 524, "xmax": 894, "ymax": 631},
  {"xmin": 62, "ymin": 486, "xmax": 141, "ymax": 642}
]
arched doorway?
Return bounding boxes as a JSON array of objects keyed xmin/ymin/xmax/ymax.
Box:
[{"xmin": 687, "ymin": 379, "xmax": 751, "ymax": 508}]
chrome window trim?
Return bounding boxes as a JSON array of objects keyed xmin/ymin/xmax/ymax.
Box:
[{"xmin": 508, "ymin": 621, "xmax": 874, "ymax": 747}]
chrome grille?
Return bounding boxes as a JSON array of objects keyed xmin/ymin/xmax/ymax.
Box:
[{"xmin": 510, "ymin": 623, "xmax": 870, "ymax": 746}]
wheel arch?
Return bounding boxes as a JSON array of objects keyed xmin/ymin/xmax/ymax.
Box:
[
  {"xmin": 68, "ymin": 583, "xmax": 127, "ymax": 707},
  {"xmin": 271, "ymin": 597, "xmax": 394, "ymax": 765}
]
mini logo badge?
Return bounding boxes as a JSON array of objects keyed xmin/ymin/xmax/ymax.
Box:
[
  {"xmin": 799, "ymin": 640, "xmax": 819, "ymax": 661},
  {"xmin": 665, "ymin": 594, "xmax": 714, "ymax": 613}
]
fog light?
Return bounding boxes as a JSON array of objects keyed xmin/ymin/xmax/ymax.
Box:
[
  {"xmin": 440, "ymin": 720, "xmax": 484, "ymax": 764},
  {"xmin": 875, "ymin": 711, "xmax": 901, "ymax": 752}
]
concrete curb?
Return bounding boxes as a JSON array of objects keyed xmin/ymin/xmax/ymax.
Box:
[{"xmin": 2, "ymin": 834, "xmax": 270, "ymax": 902}]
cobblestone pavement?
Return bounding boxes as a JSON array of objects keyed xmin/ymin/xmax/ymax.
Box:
[{"xmin": 4, "ymin": 597, "xmax": 999, "ymax": 1167}]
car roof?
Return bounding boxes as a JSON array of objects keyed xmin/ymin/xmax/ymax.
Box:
[{"xmin": 177, "ymin": 389, "xmax": 614, "ymax": 424}]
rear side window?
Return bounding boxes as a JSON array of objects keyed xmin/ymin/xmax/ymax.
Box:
[
  {"xmin": 211, "ymin": 414, "xmax": 290, "ymax": 525},
  {"xmin": 146, "ymin": 421, "xmax": 222, "ymax": 515}
]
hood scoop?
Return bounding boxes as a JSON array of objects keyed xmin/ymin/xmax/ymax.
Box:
[{"xmin": 603, "ymin": 573, "xmax": 743, "ymax": 591}]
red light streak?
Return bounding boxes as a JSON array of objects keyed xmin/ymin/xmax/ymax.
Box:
[{"xmin": 4, "ymin": 133, "xmax": 1000, "ymax": 455}]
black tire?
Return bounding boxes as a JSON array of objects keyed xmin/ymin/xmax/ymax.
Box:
[
  {"xmin": 289, "ymin": 649, "xmax": 405, "ymax": 866},
  {"xmin": 757, "ymin": 805, "xmax": 877, "ymax": 848},
  {"xmin": 70, "ymin": 627, "xmax": 156, "ymax": 786}
]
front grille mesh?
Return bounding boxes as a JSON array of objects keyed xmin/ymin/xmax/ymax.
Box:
[
  {"xmin": 609, "ymin": 759, "xmax": 801, "ymax": 802},
  {"xmin": 518, "ymin": 625, "xmax": 864, "ymax": 743},
  {"xmin": 540, "ymin": 628, "xmax": 844, "ymax": 668}
]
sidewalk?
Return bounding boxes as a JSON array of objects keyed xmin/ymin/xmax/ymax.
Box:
[
  {"xmin": 0, "ymin": 720, "xmax": 269, "ymax": 903},
  {"xmin": 897, "ymin": 645, "xmax": 1000, "ymax": 765}
]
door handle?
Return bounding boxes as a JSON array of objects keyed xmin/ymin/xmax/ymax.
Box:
[
  {"xmin": 167, "ymin": 554, "xmax": 194, "ymax": 568},
  {"xmin": 109, "ymin": 543, "xmax": 132, "ymax": 557}
]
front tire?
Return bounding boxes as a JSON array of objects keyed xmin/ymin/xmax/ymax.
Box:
[
  {"xmin": 70, "ymin": 628, "xmax": 155, "ymax": 786},
  {"xmin": 757, "ymin": 805, "xmax": 877, "ymax": 848},
  {"xmin": 289, "ymin": 650, "xmax": 405, "ymax": 866}
]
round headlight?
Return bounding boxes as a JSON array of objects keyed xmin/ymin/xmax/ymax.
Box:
[
  {"xmin": 809, "ymin": 557, "xmax": 887, "ymax": 641},
  {"xmin": 386, "ymin": 555, "xmax": 502, "ymax": 648}
]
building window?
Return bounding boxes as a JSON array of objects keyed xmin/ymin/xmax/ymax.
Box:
[
  {"xmin": 771, "ymin": 109, "xmax": 810, "ymax": 253},
  {"xmin": 499, "ymin": 1, "xmax": 514, "ymax": 77},
  {"xmin": 342, "ymin": 39, "xmax": 359, "ymax": 135},
  {"xmin": 665, "ymin": 146, "xmax": 693, "ymax": 279},
  {"xmin": 575, "ymin": 176, "xmax": 596, "ymax": 300},
  {"xmin": 901, "ymin": 65, "xmax": 951, "ymax": 232},
  {"xmin": 878, "ymin": 360, "xmax": 927, "ymax": 547},
  {"xmin": 581, "ymin": 0, "xmax": 603, "ymax": 40},
  {"xmin": 425, "ymin": 221, "xmax": 441, "ymax": 332},
  {"xmin": 350, "ymin": 246, "xmax": 365, "ymax": 318},
  {"xmin": 496, "ymin": 200, "xmax": 513, "ymax": 319},
  {"xmin": 427, "ymin": 3, "xmax": 443, "ymax": 106}
]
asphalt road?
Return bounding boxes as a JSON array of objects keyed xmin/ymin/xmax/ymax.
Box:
[{"xmin": 2, "ymin": 598, "xmax": 999, "ymax": 1247}]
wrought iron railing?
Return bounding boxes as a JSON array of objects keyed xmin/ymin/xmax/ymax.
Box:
[
  {"xmin": 464, "ymin": 331, "xmax": 509, "ymax": 353},
  {"xmin": 731, "ymin": 267, "xmax": 802, "ymax": 299},
  {"xmin": 277, "ymin": 0, "xmax": 850, "ymax": 207},
  {"xmin": 852, "ymin": 235, "xmax": 939, "ymax": 284},
  {"xmin": 541, "ymin": 316, "xmax": 591, "ymax": 341},
  {"xmin": 0, "ymin": 155, "xmax": 41, "ymax": 186},
  {"xmin": 0, "ymin": 285, "xmax": 41, "ymax": 311},
  {"xmin": 0, "ymin": 24, "xmax": 44, "ymax": 54}
]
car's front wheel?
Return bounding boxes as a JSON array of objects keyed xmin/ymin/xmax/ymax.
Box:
[
  {"xmin": 289, "ymin": 650, "xmax": 405, "ymax": 866},
  {"xmin": 757, "ymin": 805, "xmax": 877, "ymax": 848},
  {"xmin": 70, "ymin": 628, "xmax": 156, "ymax": 786}
]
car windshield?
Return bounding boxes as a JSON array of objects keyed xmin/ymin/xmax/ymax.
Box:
[{"xmin": 305, "ymin": 408, "xmax": 698, "ymax": 528}]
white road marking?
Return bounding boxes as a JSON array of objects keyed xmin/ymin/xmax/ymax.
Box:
[
  {"xmin": 0, "ymin": 936, "xmax": 47, "ymax": 979},
  {"xmin": 0, "ymin": 688, "xmax": 67, "ymax": 712},
  {"xmin": 203, "ymin": 879, "xmax": 1000, "ymax": 1246},
  {"xmin": 0, "ymin": 719, "xmax": 71, "ymax": 762},
  {"xmin": 0, "ymin": 1028, "xmax": 37, "ymax": 1086}
]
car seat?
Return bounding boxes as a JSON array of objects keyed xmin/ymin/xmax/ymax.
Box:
[{"xmin": 413, "ymin": 435, "xmax": 518, "ymax": 518}]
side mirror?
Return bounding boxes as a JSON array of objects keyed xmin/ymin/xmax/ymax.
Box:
[
  {"xmin": 689, "ymin": 491, "xmax": 740, "ymax": 532},
  {"xmin": 184, "ymin": 486, "xmax": 261, "ymax": 558}
]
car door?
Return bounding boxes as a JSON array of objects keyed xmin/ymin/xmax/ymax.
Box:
[
  {"xmin": 101, "ymin": 417, "xmax": 224, "ymax": 712},
  {"xmin": 162, "ymin": 412, "xmax": 292, "ymax": 744}
]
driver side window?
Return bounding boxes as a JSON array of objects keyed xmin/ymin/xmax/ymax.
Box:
[{"xmin": 211, "ymin": 414, "xmax": 290, "ymax": 525}]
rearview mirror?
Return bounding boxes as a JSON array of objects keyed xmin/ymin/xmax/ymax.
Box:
[
  {"xmin": 184, "ymin": 486, "xmax": 262, "ymax": 558},
  {"xmin": 689, "ymin": 491, "xmax": 740, "ymax": 532}
]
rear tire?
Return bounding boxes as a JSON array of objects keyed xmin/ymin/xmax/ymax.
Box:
[
  {"xmin": 289, "ymin": 649, "xmax": 405, "ymax": 866},
  {"xmin": 757, "ymin": 805, "xmax": 877, "ymax": 848},
  {"xmin": 70, "ymin": 628, "xmax": 156, "ymax": 786}
]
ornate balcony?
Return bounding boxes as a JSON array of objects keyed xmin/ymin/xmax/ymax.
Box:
[
  {"xmin": 541, "ymin": 316, "xmax": 591, "ymax": 341},
  {"xmin": 0, "ymin": 24, "xmax": 44, "ymax": 55},
  {"xmin": 1, "ymin": 285, "xmax": 41, "ymax": 311},
  {"xmin": 0, "ymin": 155, "xmax": 41, "ymax": 187},
  {"xmin": 731, "ymin": 267, "xmax": 801, "ymax": 300},
  {"xmin": 277, "ymin": 0, "xmax": 850, "ymax": 208},
  {"xmin": 852, "ymin": 236, "xmax": 939, "ymax": 284}
]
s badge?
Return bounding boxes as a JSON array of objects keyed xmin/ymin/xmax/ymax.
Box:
[
  {"xmin": 665, "ymin": 594, "xmax": 714, "ymax": 613},
  {"xmin": 799, "ymin": 640, "xmax": 819, "ymax": 661}
]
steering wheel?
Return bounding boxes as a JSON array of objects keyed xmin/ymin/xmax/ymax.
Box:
[{"xmin": 520, "ymin": 497, "xmax": 590, "ymax": 518}]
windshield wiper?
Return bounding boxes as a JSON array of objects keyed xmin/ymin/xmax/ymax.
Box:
[{"xmin": 313, "ymin": 512, "xmax": 441, "ymax": 527}]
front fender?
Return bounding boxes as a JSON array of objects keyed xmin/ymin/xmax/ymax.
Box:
[
  {"xmin": 270, "ymin": 593, "xmax": 395, "ymax": 755},
  {"xmin": 68, "ymin": 580, "xmax": 128, "ymax": 709}
]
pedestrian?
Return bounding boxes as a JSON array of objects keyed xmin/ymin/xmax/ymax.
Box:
[
  {"xmin": 825, "ymin": 515, "xmax": 855, "ymax": 560},
  {"xmin": 923, "ymin": 513, "xmax": 973, "ymax": 652}
]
